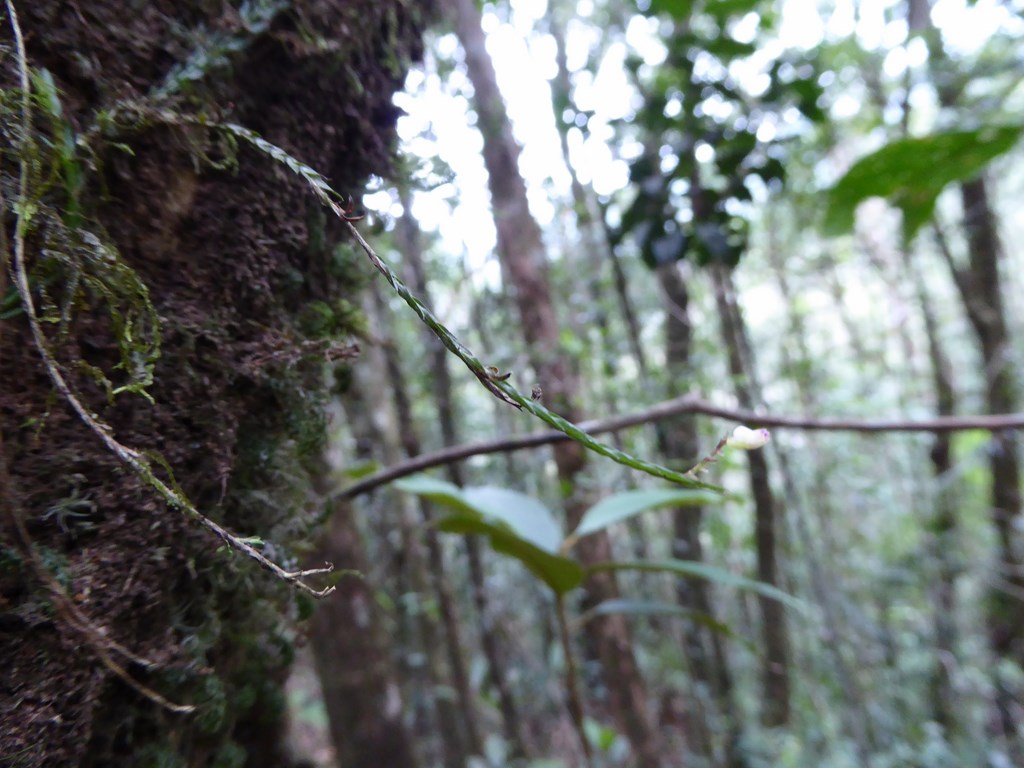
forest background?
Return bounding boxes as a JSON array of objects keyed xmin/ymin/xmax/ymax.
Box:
[{"xmin": 2, "ymin": 0, "xmax": 1023, "ymax": 767}]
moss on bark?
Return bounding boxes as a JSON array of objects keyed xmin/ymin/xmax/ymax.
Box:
[{"xmin": 0, "ymin": 2, "xmax": 431, "ymax": 765}]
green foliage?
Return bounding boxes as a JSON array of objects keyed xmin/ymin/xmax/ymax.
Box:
[
  {"xmin": 395, "ymin": 474, "xmax": 799, "ymax": 613},
  {"xmin": 196, "ymin": 674, "xmax": 229, "ymax": 733},
  {"xmin": 577, "ymin": 597, "xmax": 740, "ymax": 640},
  {"xmin": 648, "ymin": 0, "xmax": 762, "ymax": 24},
  {"xmin": 395, "ymin": 475, "xmax": 583, "ymax": 593},
  {"xmin": 588, "ymin": 559, "xmax": 808, "ymax": 614},
  {"xmin": 212, "ymin": 741, "xmax": 247, "ymax": 768},
  {"xmin": 572, "ymin": 487, "xmax": 718, "ymax": 539},
  {"xmin": 824, "ymin": 125, "xmax": 1024, "ymax": 239},
  {"xmin": 614, "ymin": 3, "xmax": 824, "ymax": 271},
  {"xmin": 127, "ymin": 744, "xmax": 187, "ymax": 768},
  {"xmin": 583, "ymin": 717, "xmax": 624, "ymax": 755},
  {"xmin": 1, "ymin": 68, "xmax": 162, "ymax": 402}
]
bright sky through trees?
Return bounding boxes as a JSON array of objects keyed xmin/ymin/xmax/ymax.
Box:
[{"xmin": 368, "ymin": 0, "xmax": 1020, "ymax": 290}]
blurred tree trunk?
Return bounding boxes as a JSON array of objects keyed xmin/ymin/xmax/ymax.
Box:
[
  {"xmin": 920, "ymin": 6, "xmax": 1024, "ymax": 747},
  {"xmin": 396, "ymin": 194, "xmax": 530, "ymax": 759},
  {"xmin": 933, "ymin": 185, "xmax": 1023, "ymax": 749},
  {"xmin": 312, "ymin": 285, "xmax": 472, "ymax": 768},
  {"xmin": 710, "ymin": 265, "xmax": 791, "ymax": 728},
  {"xmin": 765, "ymin": 206, "xmax": 876, "ymax": 762},
  {"xmin": 310, "ymin": 498, "xmax": 419, "ymax": 768},
  {"xmin": 448, "ymin": 0, "xmax": 664, "ymax": 764},
  {"xmin": 549, "ymin": 18, "xmax": 653, "ymax": 559},
  {"xmin": 657, "ymin": 261, "xmax": 748, "ymax": 767},
  {"xmin": 369, "ymin": 281, "xmax": 484, "ymax": 765},
  {"xmin": 907, "ymin": 241, "xmax": 962, "ymax": 735}
]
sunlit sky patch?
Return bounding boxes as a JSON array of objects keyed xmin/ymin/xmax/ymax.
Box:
[{"xmin": 381, "ymin": 0, "xmax": 1021, "ymax": 286}]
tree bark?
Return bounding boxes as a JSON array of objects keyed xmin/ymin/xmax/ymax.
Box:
[
  {"xmin": 907, "ymin": 241, "xmax": 961, "ymax": 735},
  {"xmin": 0, "ymin": 1, "xmax": 428, "ymax": 764},
  {"xmin": 921, "ymin": 10, "xmax": 1024, "ymax": 745}
]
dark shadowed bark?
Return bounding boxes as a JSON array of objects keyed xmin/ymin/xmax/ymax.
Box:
[
  {"xmin": 908, "ymin": 242, "xmax": 961, "ymax": 735},
  {"xmin": 919, "ymin": 2, "xmax": 1023, "ymax": 745},
  {"xmin": 937, "ymin": 177, "xmax": 1023, "ymax": 752}
]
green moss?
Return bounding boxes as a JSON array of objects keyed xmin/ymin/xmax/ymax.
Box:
[
  {"xmin": 196, "ymin": 674, "xmax": 229, "ymax": 734},
  {"xmin": 128, "ymin": 744, "xmax": 187, "ymax": 768},
  {"xmin": 212, "ymin": 741, "xmax": 247, "ymax": 768},
  {"xmin": 298, "ymin": 299, "xmax": 337, "ymax": 338},
  {"xmin": 2, "ymin": 0, "xmax": 435, "ymax": 762}
]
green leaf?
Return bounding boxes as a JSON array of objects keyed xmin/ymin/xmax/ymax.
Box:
[
  {"xmin": 583, "ymin": 718, "xmax": 620, "ymax": 752},
  {"xmin": 647, "ymin": 0, "xmax": 694, "ymax": 20},
  {"xmin": 587, "ymin": 559, "xmax": 808, "ymax": 613},
  {"xmin": 396, "ymin": 476, "xmax": 584, "ymax": 594},
  {"xmin": 462, "ymin": 486, "xmax": 564, "ymax": 553},
  {"xmin": 437, "ymin": 515, "xmax": 584, "ymax": 595},
  {"xmin": 648, "ymin": 0, "xmax": 760, "ymax": 23},
  {"xmin": 342, "ymin": 460, "xmax": 380, "ymax": 480},
  {"xmin": 394, "ymin": 475, "xmax": 475, "ymax": 512},
  {"xmin": 579, "ymin": 598, "xmax": 741, "ymax": 639},
  {"xmin": 572, "ymin": 488, "xmax": 720, "ymax": 540},
  {"xmin": 824, "ymin": 125, "xmax": 1024, "ymax": 239}
]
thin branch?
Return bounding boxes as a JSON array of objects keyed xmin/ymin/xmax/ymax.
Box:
[
  {"xmin": 337, "ymin": 393, "xmax": 1024, "ymax": 499},
  {"xmin": 3, "ymin": 0, "xmax": 334, "ymax": 600}
]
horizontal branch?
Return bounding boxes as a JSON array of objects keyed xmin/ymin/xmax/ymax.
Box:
[{"xmin": 338, "ymin": 394, "xmax": 1024, "ymax": 499}]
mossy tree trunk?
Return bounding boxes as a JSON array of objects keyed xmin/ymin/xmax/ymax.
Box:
[{"xmin": 0, "ymin": 1, "xmax": 431, "ymax": 765}]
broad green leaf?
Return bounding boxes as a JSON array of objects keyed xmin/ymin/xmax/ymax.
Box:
[
  {"xmin": 394, "ymin": 475, "xmax": 474, "ymax": 512},
  {"xmin": 647, "ymin": 0, "xmax": 694, "ymax": 20},
  {"xmin": 462, "ymin": 486, "xmax": 563, "ymax": 553},
  {"xmin": 436, "ymin": 515, "xmax": 584, "ymax": 594},
  {"xmin": 578, "ymin": 599, "xmax": 754, "ymax": 650},
  {"xmin": 572, "ymin": 488, "xmax": 720, "ymax": 540},
  {"xmin": 396, "ymin": 476, "xmax": 583, "ymax": 594},
  {"xmin": 824, "ymin": 125, "xmax": 1024, "ymax": 239},
  {"xmin": 649, "ymin": 0, "xmax": 761, "ymax": 23},
  {"xmin": 587, "ymin": 559, "xmax": 808, "ymax": 613},
  {"xmin": 396, "ymin": 477, "xmax": 564, "ymax": 552}
]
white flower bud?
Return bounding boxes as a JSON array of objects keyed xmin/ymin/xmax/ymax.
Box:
[{"xmin": 726, "ymin": 425, "xmax": 770, "ymax": 450}]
